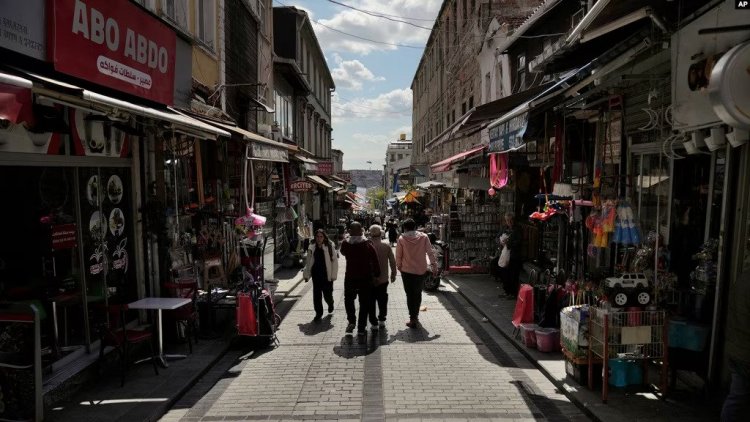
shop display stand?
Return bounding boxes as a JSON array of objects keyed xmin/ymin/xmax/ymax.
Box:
[
  {"xmin": 588, "ymin": 307, "xmax": 668, "ymax": 402},
  {"xmin": 0, "ymin": 303, "xmax": 43, "ymax": 421},
  {"xmin": 448, "ymin": 202, "xmax": 502, "ymax": 272}
]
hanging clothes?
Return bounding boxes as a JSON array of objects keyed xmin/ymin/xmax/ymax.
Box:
[{"xmin": 489, "ymin": 153, "xmax": 509, "ymax": 189}]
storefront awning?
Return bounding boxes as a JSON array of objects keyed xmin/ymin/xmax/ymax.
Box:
[
  {"xmin": 293, "ymin": 154, "xmax": 318, "ymax": 164},
  {"xmin": 0, "ymin": 73, "xmax": 33, "ymax": 125},
  {"xmin": 14, "ymin": 70, "xmax": 230, "ymax": 140},
  {"xmin": 200, "ymin": 119, "xmax": 290, "ymax": 162},
  {"xmin": 487, "ymin": 67, "xmax": 590, "ymax": 153},
  {"xmin": 307, "ymin": 175, "xmax": 333, "ymax": 189},
  {"xmin": 416, "ymin": 180, "xmax": 446, "ymax": 189},
  {"xmin": 430, "ymin": 144, "xmax": 487, "ymax": 173}
]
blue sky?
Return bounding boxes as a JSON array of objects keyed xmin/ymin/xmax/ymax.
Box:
[{"xmin": 275, "ymin": 0, "xmax": 442, "ymax": 170}]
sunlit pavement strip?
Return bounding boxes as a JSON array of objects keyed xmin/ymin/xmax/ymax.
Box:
[{"xmin": 160, "ymin": 254, "xmax": 588, "ymax": 422}]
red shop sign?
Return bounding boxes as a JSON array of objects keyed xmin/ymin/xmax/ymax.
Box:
[
  {"xmin": 290, "ymin": 180, "xmax": 314, "ymax": 192},
  {"xmin": 48, "ymin": 0, "xmax": 176, "ymax": 105},
  {"xmin": 51, "ymin": 223, "xmax": 78, "ymax": 251},
  {"xmin": 315, "ymin": 161, "xmax": 333, "ymax": 176}
]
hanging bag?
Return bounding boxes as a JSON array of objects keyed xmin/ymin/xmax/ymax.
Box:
[{"xmin": 498, "ymin": 246, "xmax": 511, "ymax": 268}]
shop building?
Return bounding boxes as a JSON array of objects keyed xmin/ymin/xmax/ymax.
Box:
[{"xmin": 414, "ymin": 0, "xmax": 748, "ymax": 402}]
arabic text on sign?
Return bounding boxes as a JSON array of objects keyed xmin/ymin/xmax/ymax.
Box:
[
  {"xmin": 71, "ymin": 0, "xmax": 169, "ymax": 73},
  {"xmin": 97, "ymin": 55, "xmax": 152, "ymax": 89}
]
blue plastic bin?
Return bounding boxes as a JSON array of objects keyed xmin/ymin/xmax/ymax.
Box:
[
  {"xmin": 608, "ymin": 359, "xmax": 643, "ymax": 387},
  {"xmin": 668, "ymin": 320, "xmax": 710, "ymax": 352}
]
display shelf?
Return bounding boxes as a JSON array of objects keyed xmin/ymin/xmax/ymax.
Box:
[
  {"xmin": 588, "ymin": 306, "xmax": 668, "ymax": 403},
  {"xmin": 448, "ymin": 201, "xmax": 509, "ymax": 271}
]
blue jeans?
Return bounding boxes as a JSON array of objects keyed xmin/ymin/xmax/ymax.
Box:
[{"xmin": 722, "ymin": 367, "xmax": 750, "ymax": 421}]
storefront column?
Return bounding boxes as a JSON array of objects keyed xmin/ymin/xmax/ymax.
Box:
[{"xmin": 131, "ymin": 138, "xmax": 147, "ymax": 304}]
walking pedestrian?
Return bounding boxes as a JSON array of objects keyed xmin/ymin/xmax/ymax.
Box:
[
  {"xmin": 396, "ymin": 219, "xmax": 437, "ymax": 328},
  {"xmin": 369, "ymin": 225, "xmax": 397, "ymax": 327},
  {"xmin": 387, "ymin": 218, "xmax": 399, "ymax": 247},
  {"xmin": 498, "ymin": 212, "xmax": 523, "ymax": 298},
  {"xmin": 340, "ymin": 222, "xmax": 381, "ymax": 336},
  {"xmin": 721, "ymin": 270, "xmax": 750, "ymax": 421},
  {"xmin": 302, "ymin": 229, "xmax": 338, "ymax": 321}
]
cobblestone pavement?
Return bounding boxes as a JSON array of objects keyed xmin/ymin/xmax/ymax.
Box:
[{"xmin": 160, "ymin": 251, "xmax": 589, "ymax": 422}]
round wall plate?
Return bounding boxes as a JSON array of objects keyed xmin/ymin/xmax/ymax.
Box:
[{"xmin": 709, "ymin": 40, "xmax": 750, "ymax": 129}]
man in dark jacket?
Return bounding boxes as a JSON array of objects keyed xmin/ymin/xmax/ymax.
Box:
[{"xmin": 340, "ymin": 222, "xmax": 381, "ymax": 336}]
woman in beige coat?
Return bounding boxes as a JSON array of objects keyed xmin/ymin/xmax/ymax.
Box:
[{"xmin": 368, "ymin": 225, "xmax": 397, "ymax": 327}]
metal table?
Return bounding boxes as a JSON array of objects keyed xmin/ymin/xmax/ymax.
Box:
[{"xmin": 128, "ymin": 297, "xmax": 191, "ymax": 368}]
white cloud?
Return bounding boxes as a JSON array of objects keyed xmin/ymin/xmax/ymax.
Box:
[
  {"xmin": 332, "ymin": 88, "xmax": 412, "ymax": 120},
  {"xmin": 312, "ymin": 0, "xmax": 442, "ymax": 55},
  {"xmin": 330, "ymin": 53, "xmax": 385, "ymax": 90}
]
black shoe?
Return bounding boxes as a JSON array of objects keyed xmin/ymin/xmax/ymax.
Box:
[
  {"xmin": 328, "ymin": 304, "xmax": 334, "ymax": 314},
  {"xmin": 357, "ymin": 330, "xmax": 366, "ymax": 336},
  {"xmin": 313, "ymin": 315, "xmax": 322, "ymax": 322},
  {"xmin": 345, "ymin": 323, "xmax": 355, "ymax": 335}
]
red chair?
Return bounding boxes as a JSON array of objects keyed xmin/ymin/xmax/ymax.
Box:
[
  {"xmin": 97, "ymin": 304, "xmax": 159, "ymax": 386},
  {"xmin": 163, "ymin": 280, "xmax": 199, "ymax": 353}
]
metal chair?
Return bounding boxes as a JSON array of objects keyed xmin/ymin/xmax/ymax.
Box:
[
  {"xmin": 163, "ymin": 280, "xmax": 199, "ymax": 353},
  {"xmin": 97, "ymin": 304, "xmax": 159, "ymax": 386}
]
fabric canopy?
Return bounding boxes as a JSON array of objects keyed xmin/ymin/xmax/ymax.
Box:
[
  {"xmin": 307, "ymin": 175, "xmax": 332, "ymax": 189},
  {"xmin": 430, "ymin": 144, "xmax": 487, "ymax": 173}
]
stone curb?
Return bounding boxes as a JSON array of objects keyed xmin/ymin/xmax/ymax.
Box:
[{"xmin": 444, "ymin": 277, "xmax": 602, "ymax": 422}]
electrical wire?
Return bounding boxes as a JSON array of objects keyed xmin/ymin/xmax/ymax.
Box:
[
  {"xmin": 312, "ymin": 19, "xmax": 425, "ymax": 49},
  {"xmin": 326, "ymin": 0, "xmax": 433, "ymax": 30},
  {"xmin": 326, "ymin": 0, "xmax": 436, "ymax": 22}
]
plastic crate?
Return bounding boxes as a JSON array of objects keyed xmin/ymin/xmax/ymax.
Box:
[
  {"xmin": 565, "ymin": 359, "xmax": 603, "ymax": 389},
  {"xmin": 668, "ymin": 320, "xmax": 710, "ymax": 352},
  {"xmin": 520, "ymin": 323, "xmax": 539, "ymax": 348},
  {"xmin": 608, "ymin": 359, "xmax": 643, "ymax": 387},
  {"xmin": 535, "ymin": 328, "xmax": 561, "ymax": 353}
]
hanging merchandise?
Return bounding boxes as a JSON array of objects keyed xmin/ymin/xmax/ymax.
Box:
[
  {"xmin": 612, "ymin": 200, "xmax": 641, "ymax": 245},
  {"xmin": 489, "ymin": 153, "xmax": 509, "ymax": 189}
]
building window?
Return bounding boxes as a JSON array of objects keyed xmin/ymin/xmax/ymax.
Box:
[
  {"xmin": 485, "ymin": 72, "xmax": 491, "ymax": 103},
  {"xmin": 517, "ymin": 54, "xmax": 526, "ymax": 92},
  {"xmin": 469, "ymin": 96, "xmax": 474, "ymax": 109},
  {"xmin": 163, "ymin": 0, "xmax": 188, "ymax": 29},
  {"xmin": 196, "ymin": 0, "xmax": 215, "ymax": 48},
  {"xmin": 398, "ymin": 154, "xmax": 403, "ymax": 160},
  {"xmin": 462, "ymin": 102, "xmax": 466, "ymax": 115},
  {"xmin": 135, "ymin": 0, "xmax": 156, "ymax": 11}
]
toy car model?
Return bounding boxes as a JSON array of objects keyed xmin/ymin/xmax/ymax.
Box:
[
  {"xmin": 605, "ymin": 272, "xmax": 649, "ymax": 289},
  {"xmin": 605, "ymin": 273, "xmax": 651, "ymax": 307}
]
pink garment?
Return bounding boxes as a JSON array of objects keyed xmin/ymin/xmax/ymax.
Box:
[
  {"xmin": 396, "ymin": 231, "xmax": 437, "ymax": 275},
  {"xmin": 490, "ymin": 153, "xmax": 508, "ymax": 189}
]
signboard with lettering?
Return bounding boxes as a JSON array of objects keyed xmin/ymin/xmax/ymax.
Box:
[
  {"xmin": 290, "ymin": 180, "xmax": 314, "ymax": 192},
  {"xmin": 488, "ymin": 112, "xmax": 528, "ymax": 153},
  {"xmin": 251, "ymin": 141, "xmax": 289, "ymax": 162},
  {"xmin": 0, "ymin": 0, "xmax": 46, "ymax": 59},
  {"xmin": 315, "ymin": 161, "xmax": 333, "ymax": 176},
  {"xmin": 336, "ymin": 172, "xmax": 352, "ymax": 183},
  {"xmin": 49, "ymin": 0, "xmax": 176, "ymax": 105},
  {"xmin": 51, "ymin": 223, "xmax": 77, "ymax": 250}
]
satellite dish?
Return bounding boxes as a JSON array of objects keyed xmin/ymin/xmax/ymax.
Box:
[{"xmin": 709, "ymin": 40, "xmax": 750, "ymax": 130}]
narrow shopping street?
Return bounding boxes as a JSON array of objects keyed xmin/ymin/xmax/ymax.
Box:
[{"xmin": 159, "ymin": 252, "xmax": 587, "ymax": 422}]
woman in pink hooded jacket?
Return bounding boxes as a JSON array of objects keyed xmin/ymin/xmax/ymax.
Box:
[{"xmin": 396, "ymin": 219, "xmax": 437, "ymax": 328}]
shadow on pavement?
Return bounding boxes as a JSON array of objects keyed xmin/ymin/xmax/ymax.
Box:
[
  {"xmin": 385, "ymin": 325, "xmax": 441, "ymax": 344},
  {"xmin": 297, "ymin": 314, "xmax": 334, "ymax": 335}
]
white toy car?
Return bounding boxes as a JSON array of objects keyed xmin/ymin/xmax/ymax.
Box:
[
  {"xmin": 605, "ymin": 272, "xmax": 649, "ymax": 289},
  {"xmin": 605, "ymin": 273, "xmax": 651, "ymax": 307}
]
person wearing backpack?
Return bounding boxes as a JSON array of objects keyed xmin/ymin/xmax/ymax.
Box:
[{"xmin": 303, "ymin": 229, "xmax": 339, "ymax": 322}]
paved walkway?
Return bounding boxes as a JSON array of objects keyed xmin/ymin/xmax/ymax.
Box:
[
  {"xmin": 44, "ymin": 268, "xmax": 305, "ymax": 422},
  {"xmin": 160, "ymin": 252, "xmax": 587, "ymax": 422},
  {"xmin": 446, "ymin": 274, "xmax": 720, "ymax": 422}
]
